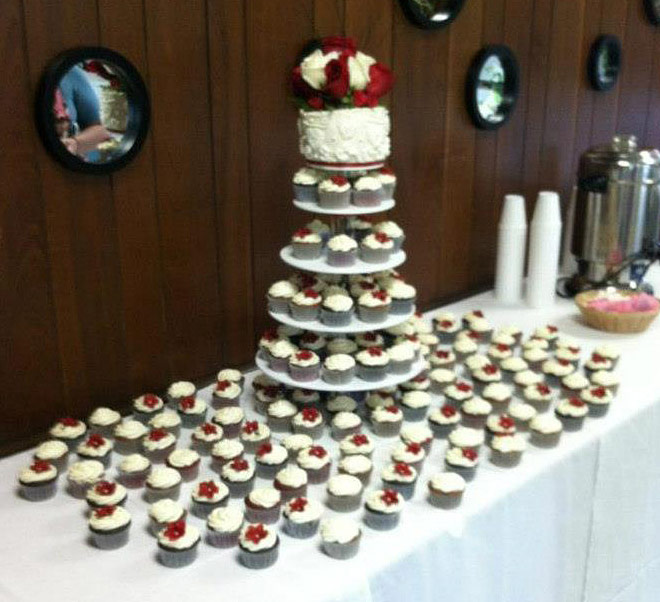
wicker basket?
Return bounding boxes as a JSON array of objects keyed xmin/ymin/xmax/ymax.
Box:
[{"xmin": 575, "ymin": 290, "xmax": 660, "ymax": 334}]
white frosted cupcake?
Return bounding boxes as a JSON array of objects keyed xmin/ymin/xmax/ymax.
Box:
[
  {"xmin": 292, "ymin": 167, "xmax": 319, "ymax": 202},
  {"xmin": 580, "ymin": 386, "xmax": 614, "ymax": 417},
  {"xmin": 114, "ymin": 419, "xmax": 148, "ymax": 455},
  {"xmin": 327, "ymin": 233, "xmax": 358, "ymax": 267},
  {"xmin": 191, "ymin": 422, "xmax": 224, "ymax": 455},
  {"xmin": 318, "ymin": 175, "xmax": 351, "ymax": 209},
  {"xmin": 145, "ymin": 466, "xmax": 182, "ymax": 502},
  {"xmin": 321, "ymin": 294, "xmax": 354, "ymax": 326},
  {"xmin": 206, "ymin": 506, "xmax": 243, "ymax": 548},
  {"xmin": 49, "ymin": 417, "xmax": 87, "ymax": 450},
  {"xmin": 283, "ymin": 497, "xmax": 323, "ymax": 538},
  {"xmin": 320, "ymin": 518, "xmax": 361, "ymax": 560},
  {"xmin": 447, "ymin": 426, "xmax": 484, "ymax": 451},
  {"xmin": 338, "ymin": 454, "xmax": 373, "ymax": 485},
  {"xmin": 374, "ymin": 219, "xmax": 404, "ymax": 251},
  {"xmin": 176, "ymin": 396, "xmax": 207, "ymax": 428},
  {"xmin": 555, "ymin": 397, "xmax": 589, "ymax": 429},
  {"xmin": 380, "ymin": 462, "xmax": 418, "ymax": 500},
  {"xmin": 149, "ymin": 498, "xmax": 186, "ymax": 536},
  {"xmin": 444, "ymin": 446, "xmax": 479, "ymax": 481},
  {"xmin": 166, "ymin": 381, "xmax": 196, "ymax": 407},
  {"xmin": 360, "ymin": 232, "xmax": 393, "ymax": 264},
  {"xmin": 291, "ymin": 227, "xmax": 323, "ymax": 260},
  {"xmin": 326, "ymin": 474, "xmax": 364, "ymax": 512},
  {"xmin": 323, "ymin": 353, "xmax": 356, "ymax": 385},
  {"xmin": 399, "ymin": 390, "xmax": 431, "ymax": 422},
  {"xmin": 352, "ymin": 175, "xmax": 385, "ymax": 206},
  {"xmin": 18, "ymin": 460, "xmax": 58, "ymax": 501},
  {"xmin": 67, "ymin": 459, "xmax": 105, "ymax": 498},
  {"xmin": 357, "ymin": 290, "xmax": 391, "ymax": 323},
  {"xmin": 289, "ymin": 288, "xmax": 322, "ymax": 322},
  {"xmin": 364, "ymin": 489, "xmax": 403, "ymax": 530},
  {"xmin": 507, "ymin": 402, "xmax": 537, "ymax": 432},
  {"xmin": 589, "ymin": 370, "xmax": 619, "ymax": 395},
  {"xmin": 255, "ymin": 442, "xmax": 288, "ymax": 480},
  {"xmin": 76, "ymin": 434, "xmax": 113, "ymax": 468},
  {"xmin": 289, "ymin": 350, "xmax": 321, "ymax": 382},
  {"xmin": 33, "ymin": 440, "xmax": 69, "ymax": 472},
  {"xmin": 529, "ymin": 414, "xmax": 563, "ymax": 447},
  {"xmin": 331, "ymin": 411, "xmax": 362, "ymax": 441},
  {"xmin": 117, "ymin": 453, "xmax": 151, "ymax": 488},
  {"xmin": 86, "ymin": 480, "xmax": 127, "ymax": 509},
  {"xmin": 427, "ymin": 472, "xmax": 466, "ymax": 509},
  {"xmin": 388, "ymin": 341, "xmax": 416, "ymax": 374},
  {"xmin": 267, "ymin": 280, "xmax": 299, "ymax": 313},
  {"xmin": 157, "ymin": 521, "xmax": 200, "ymax": 568},
  {"xmin": 148, "ymin": 410, "xmax": 182, "ymax": 438},
  {"xmin": 88, "ymin": 407, "xmax": 121, "ymax": 438},
  {"xmin": 266, "ymin": 339, "xmax": 298, "ymax": 373},
  {"xmin": 489, "ymin": 433, "xmax": 526, "ymax": 467},
  {"xmin": 166, "ymin": 448, "xmax": 201, "ymax": 482},
  {"xmin": 239, "ymin": 522, "xmax": 280, "ymax": 569},
  {"xmin": 89, "ymin": 505, "xmax": 131, "ymax": 550},
  {"xmin": 132, "ymin": 393, "xmax": 164, "ymax": 424},
  {"xmin": 386, "ymin": 280, "xmax": 416, "ymax": 315}
]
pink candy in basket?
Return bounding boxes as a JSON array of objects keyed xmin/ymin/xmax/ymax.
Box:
[{"xmin": 587, "ymin": 292, "xmax": 659, "ymax": 313}]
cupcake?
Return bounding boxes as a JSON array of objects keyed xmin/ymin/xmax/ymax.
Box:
[
  {"xmin": 522, "ymin": 347, "xmax": 550, "ymax": 372},
  {"xmin": 418, "ymin": 333, "xmax": 439, "ymax": 356},
  {"xmin": 429, "ymin": 368, "xmax": 456, "ymax": 394},
  {"xmin": 145, "ymin": 466, "xmax": 182, "ymax": 502},
  {"xmin": 212, "ymin": 380, "xmax": 242, "ymax": 409},
  {"xmin": 427, "ymin": 472, "xmax": 466, "ymax": 509},
  {"xmin": 258, "ymin": 328, "xmax": 280, "ymax": 356},
  {"xmin": 486, "ymin": 344, "xmax": 514, "ymax": 365},
  {"xmin": 141, "ymin": 428, "xmax": 177, "ymax": 464},
  {"xmin": 326, "ymin": 234, "xmax": 358, "ymax": 266},
  {"xmin": 296, "ymin": 445, "xmax": 331, "ymax": 484},
  {"xmin": 580, "ymin": 386, "xmax": 614, "ymax": 417},
  {"xmin": 434, "ymin": 313, "xmax": 460, "ymax": 343},
  {"xmin": 430, "ymin": 348, "xmax": 457, "ymax": 370},
  {"xmin": 33, "ymin": 440, "xmax": 69, "ymax": 472},
  {"xmin": 339, "ymin": 433, "xmax": 375, "ymax": 458},
  {"xmin": 490, "ymin": 331, "xmax": 517, "ymax": 349},
  {"xmin": 148, "ymin": 411, "xmax": 182, "ymax": 438},
  {"xmin": 267, "ymin": 280, "xmax": 299, "ymax": 314},
  {"xmin": 212, "ymin": 406, "xmax": 244, "ymax": 438},
  {"xmin": 400, "ymin": 423, "xmax": 434, "ymax": 454},
  {"xmin": 452, "ymin": 336, "xmax": 479, "ymax": 361},
  {"xmin": 221, "ymin": 457, "xmax": 256, "ymax": 498},
  {"xmin": 444, "ymin": 381, "xmax": 474, "ymax": 406},
  {"xmin": 555, "ymin": 397, "xmax": 589, "ymax": 429},
  {"xmin": 206, "ymin": 506, "xmax": 243, "ymax": 548},
  {"xmin": 289, "ymin": 288, "xmax": 322, "ymax": 322},
  {"xmin": 371, "ymin": 405, "xmax": 403, "ymax": 437},
  {"xmin": 292, "ymin": 407, "xmax": 325, "ymax": 439},
  {"xmin": 327, "ymin": 337, "xmax": 358, "ymax": 356},
  {"xmin": 447, "ymin": 426, "xmax": 484, "ymax": 451},
  {"xmin": 86, "ymin": 480, "xmax": 127, "ymax": 509},
  {"xmin": 240, "ymin": 420, "xmax": 271, "ymax": 453},
  {"xmin": 464, "ymin": 353, "xmax": 491, "ymax": 373},
  {"xmin": 318, "ymin": 175, "xmax": 351, "ymax": 209},
  {"xmin": 211, "ymin": 439, "xmax": 244, "ymax": 472},
  {"xmin": 216, "ymin": 367, "xmax": 244, "ymax": 386},
  {"xmin": 460, "ymin": 397, "xmax": 492, "ymax": 429},
  {"xmin": 523, "ymin": 383, "xmax": 555, "ymax": 413},
  {"xmin": 385, "ymin": 343, "xmax": 414, "ymax": 376},
  {"xmin": 49, "ymin": 417, "xmax": 87, "ymax": 450},
  {"xmin": 364, "ymin": 489, "xmax": 403, "ymax": 530},
  {"xmin": 326, "ymin": 474, "xmax": 364, "ymax": 512},
  {"xmin": 132, "ymin": 393, "xmax": 164, "ymax": 424},
  {"xmin": 273, "ymin": 465, "xmax": 308, "ymax": 501},
  {"xmin": 499, "ymin": 357, "xmax": 529, "ymax": 384},
  {"xmin": 482, "ymin": 382, "xmax": 513, "ymax": 413},
  {"xmin": 117, "ymin": 453, "xmax": 151, "ymax": 488},
  {"xmin": 513, "ymin": 369, "xmax": 545, "ymax": 391},
  {"xmin": 376, "ymin": 167, "xmax": 397, "ymax": 197},
  {"xmin": 87, "ymin": 407, "xmax": 121, "ymax": 438},
  {"xmin": 561, "ymin": 372, "xmax": 590, "ymax": 398},
  {"xmin": 322, "ymin": 353, "xmax": 356, "ymax": 385},
  {"xmin": 321, "ymin": 294, "xmax": 355, "ymax": 326},
  {"xmin": 244, "ymin": 487, "xmax": 282, "ymax": 524},
  {"xmin": 529, "ymin": 414, "xmax": 563, "ymax": 448},
  {"xmin": 66, "ymin": 459, "xmax": 104, "ymax": 498},
  {"xmin": 292, "ymin": 166, "xmax": 319, "ymax": 202},
  {"xmin": 157, "ymin": 520, "xmax": 201, "ymax": 568},
  {"xmin": 428, "ymin": 405, "xmax": 461, "ymax": 438},
  {"xmin": 366, "ymin": 389, "xmax": 396, "ymax": 411},
  {"xmin": 380, "ymin": 462, "xmax": 418, "ymax": 500},
  {"xmin": 191, "ymin": 422, "xmax": 223, "ymax": 455},
  {"xmin": 541, "ymin": 358, "xmax": 575, "ymax": 386},
  {"xmin": 533, "ymin": 324, "xmax": 560, "ymax": 349},
  {"xmin": 399, "ymin": 391, "xmax": 431, "ymax": 422},
  {"xmin": 589, "ymin": 370, "xmax": 619, "ymax": 395},
  {"xmin": 18, "ymin": 460, "xmax": 58, "ymax": 501},
  {"xmin": 352, "ymin": 175, "xmax": 385, "ymax": 206},
  {"xmin": 166, "ymin": 449, "xmax": 201, "ymax": 482},
  {"xmin": 444, "ymin": 447, "xmax": 479, "ymax": 481},
  {"xmin": 238, "ymin": 523, "xmax": 279, "ymax": 569},
  {"xmin": 386, "ymin": 281, "xmax": 417, "ymax": 315},
  {"xmin": 299, "ymin": 332, "xmax": 328, "ymax": 358},
  {"xmin": 176, "ymin": 396, "xmax": 207, "ymax": 428},
  {"xmin": 321, "ymin": 517, "xmax": 362, "ymax": 560},
  {"xmin": 291, "ymin": 227, "xmax": 323, "ymax": 260},
  {"xmin": 471, "ymin": 363, "xmax": 502, "ymax": 395},
  {"xmin": 523, "ymin": 337, "xmax": 550, "ymax": 351},
  {"xmin": 306, "ymin": 218, "xmax": 331, "ymax": 243},
  {"xmin": 77, "ymin": 434, "xmax": 113, "ymax": 468},
  {"xmin": 253, "ymin": 386, "xmax": 281, "ymax": 415},
  {"xmin": 148, "ymin": 498, "xmax": 186, "ymax": 536},
  {"xmin": 373, "ymin": 219, "xmax": 403, "ymax": 251},
  {"xmin": 88, "ymin": 505, "xmax": 131, "ymax": 550},
  {"xmin": 166, "ymin": 381, "xmax": 196, "ymax": 407},
  {"xmin": 283, "ymin": 497, "xmax": 323, "ymax": 538},
  {"xmin": 390, "ymin": 441, "xmax": 425, "ymax": 472},
  {"xmin": 331, "ymin": 411, "xmax": 362, "ymax": 441},
  {"xmin": 360, "ymin": 232, "xmax": 393, "ymax": 264},
  {"xmin": 288, "ymin": 350, "xmax": 321, "ymax": 382},
  {"xmin": 507, "ymin": 402, "xmax": 537, "ymax": 432},
  {"xmin": 338, "ymin": 454, "xmax": 373, "ymax": 485},
  {"xmin": 266, "ymin": 399, "xmax": 297, "ymax": 432},
  {"xmin": 357, "ymin": 290, "xmax": 391, "ymax": 323},
  {"xmin": 465, "ymin": 315, "xmax": 492, "ymax": 338},
  {"xmin": 556, "ymin": 346, "xmax": 582, "ymax": 367},
  {"xmin": 113, "ymin": 420, "xmax": 148, "ymax": 455},
  {"xmin": 485, "ymin": 413, "xmax": 516, "ymax": 442},
  {"xmin": 326, "ymin": 394, "xmax": 358, "ymax": 416},
  {"xmin": 592, "ymin": 343, "xmax": 621, "ymax": 369},
  {"xmin": 356, "ymin": 346, "xmax": 390, "ymax": 381},
  {"xmin": 494, "ymin": 325, "xmax": 522, "ymax": 344},
  {"xmin": 489, "ymin": 433, "xmax": 526, "ymax": 467},
  {"xmin": 255, "ymin": 442, "xmax": 288, "ymax": 479},
  {"xmin": 281, "ymin": 433, "xmax": 313, "ymax": 461}
]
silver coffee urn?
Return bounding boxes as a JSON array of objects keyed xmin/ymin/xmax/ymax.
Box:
[{"xmin": 566, "ymin": 134, "xmax": 660, "ymax": 295}]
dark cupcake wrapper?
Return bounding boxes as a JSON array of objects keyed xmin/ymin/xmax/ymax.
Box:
[
  {"xmin": 326, "ymin": 491, "xmax": 363, "ymax": 512},
  {"xmin": 20, "ymin": 479, "xmax": 57, "ymax": 502},
  {"xmin": 359, "ymin": 247, "xmax": 392, "ymax": 264},
  {"xmin": 371, "ymin": 420, "xmax": 402, "ymax": 438},
  {"xmin": 400, "ymin": 405, "xmax": 429, "ymax": 422},
  {"xmin": 222, "ymin": 475, "xmax": 255, "ymax": 498},
  {"xmin": 364, "ymin": 508, "xmax": 400, "ymax": 531},
  {"xmin": 291, "ymin": 241, "xmax": 323, "ymax": 260},
  {"xmin": 289, "ymin": 363, "xmax": 321, "ymax": 383},
  {"xmin": 322, "ymin": 535, "xmax": 361, "ymax": 560},
  {"xmin": 283, "ymin": 517, "xmax": 320, "ymax": 539},
  {"xmin": 319, "ymin": 190, "xmax": 351, "ymax": 209},
  {"xmin": 239, "ymin": 539, "xmax": 280, "ymax": 569},
  {"xmin": 382, "ymin": 479, "xmax": 416, "ymax": 500},
  {"xmin": 530, "ymin": 430, "xmax": 562, "ymax": 448},
  {"xmin": 489, "ymin": 449, "xmax": 523, "ymax": 468},
  {"xmin": 357, "ymin": 363, "xmax": 389, "ymax": 382},
  {"xmin": 90, "ymin": 523, "xmax": 131, "ymax": 550},
  {"xmin": 256, "ymin": 460, "xmax": 287, "ymax": 480},
  {"xmin": 145, "ymin": 482, "xmax": 181, "ymax": 503},
  {"xmin": 178, "ymin": 412, "xmax": 206, "ymax": 429},
  {"xmin": 158, "ymin": 540, "xmax": 200, "ymax": 568},
  {"xmin": 357, "ymin": 306, "xmax": 390, "ymax": 324},
  {"xmin": 191, "ymin": 497, "xmax": 228, "ymax": 519},
  {"xmin": 321, "ymin": 308, "xmax": 353, "ymax": 327},
  {"xmin": 289, "ymin": 304, "xmax": 321, "ymax": 322},
  {"xmin": 206, "ymin": 526, "xmax": 240, "ymax": 548},
  {"xmin": 293, "ymin": 183, "xmax": 319, "ymax": 203},
  {"xmin": 322, "ymin": 366, "xmax": 356, "ymax": 385},
  {"xmin": 443, "ymin": 462, "xmax": 476, "ymax": 482},
  {"xmin": 427, "ymin": 489, "xmax": 463, "ymax": 509}
]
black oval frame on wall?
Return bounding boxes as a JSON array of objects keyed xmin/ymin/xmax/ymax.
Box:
[
  {"xmin": 643, "ymin": 0, "xmax": 660, "ymax": 25},
  {"xmin": 398, "ymin": 0, "xmax": 466, "ymax": 29},
  {"xmin": 587, "ymin": 35, "xmax": 622, "ymax": 92},
  {"xmin": 465, "ymin": 45, "xmax": 520, "ymax": 131},
  {"xmin": 35, "ymin": 46, "xmax": 150, "ymax": 175}
]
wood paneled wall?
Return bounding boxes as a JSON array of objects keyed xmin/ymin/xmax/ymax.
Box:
[{"xmin": 2, "ymin": 0, "xmax": 660, "ymax": 453}]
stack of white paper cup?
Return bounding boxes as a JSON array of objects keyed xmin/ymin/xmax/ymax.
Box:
[{"xmin": 495, "ymin": 194, "xmax": 527, "ymax": 304}]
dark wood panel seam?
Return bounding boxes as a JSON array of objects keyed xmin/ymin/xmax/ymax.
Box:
[{"xmin": 537, "ymin": 0, "xmax": 558, "ymax": 168}]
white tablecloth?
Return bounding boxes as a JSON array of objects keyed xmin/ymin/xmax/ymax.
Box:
[{"xmin": 1, "ymin": 271, "xmax": 659, "ymax": 602}]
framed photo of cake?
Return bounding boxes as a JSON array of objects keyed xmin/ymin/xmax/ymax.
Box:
[
  {"xmin": 398, "ymin": 0, "xmax": 466, "ymax": 29},
  {"xmin": 587, "ymin": 36, "xmax": 622, "ymax": 92},
  {"xmin": 35, "ymin": 46, "xmax": 150, "ymax": 174}
]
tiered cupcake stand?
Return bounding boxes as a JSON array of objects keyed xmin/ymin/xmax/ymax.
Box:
[{"xmin": 255, "ymin": 170, "xmax": 424, "ymax": 394}]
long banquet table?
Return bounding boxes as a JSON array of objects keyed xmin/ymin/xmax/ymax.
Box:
[{"xmin": 1, "ymin": 270, "xmax": 659, "ymax": 602}]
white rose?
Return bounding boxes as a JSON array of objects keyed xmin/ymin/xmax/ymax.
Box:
[
  {"xmin": 300, "ymin": 49, "xmax": 339, "ymax": 90},
  {"xmin": 348, "ymin": 51, "xmax": 376, "ymax": 90}
]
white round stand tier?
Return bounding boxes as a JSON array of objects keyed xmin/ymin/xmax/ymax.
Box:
[
  {"xmin": 293, "ymin": 198, "xmax": 395, "ymax": 215},
  {"xmin": 255, "ymin": 353, "xmax": 425, "ymax": 393},
  {"xmin": 280, "ymin": 246, "xmax": 406, "ymax": 275},
  {"xmin": 268, "ymin": 306, "xmax": 415, "ymax": 335}
]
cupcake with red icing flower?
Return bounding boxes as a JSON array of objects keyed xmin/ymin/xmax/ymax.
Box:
[
  {"xmin": 238, "ymin": 522, "xmax": 279, "ymax": 569},
  {"xmin": 86, "ymin": 480, "xmax": 127, "ymax": 509},
  {"xmin": 77, "ymin": 434, "xmax": 113, "ymax": 468},
  {"xmin": 142, "ymin": 428, "xmax": 176, "ymax": 464},
  {"xmin": 357, "ymin": 289, "xmax": 391, "ymax": 323},
  {"xmin": 291, "ymin": 227, "xmax": 323, "ymax": 260},
  {"xmin": 296, "ymin": 444, "xmax": 331, "ymax": 484},
  {"xmin": 318, "ymin": 175, "xmax": 351, "ymax": 209},
  {"xmin": 18, "ymin": 460, "xmax": 58, "ymax": 501},
  {"xmin": 289, "ymin": 349, "xmax": 321, "ymax": 382},
  {"xmin": 89, "ymin": 505, "xmax": 131, "ymax": 550},
  {"xmin": 255, "ymin": 442, "xmax": 288, "ymax": 479},
  {"xmin": 166, "ymin": 448, "xmax": 201, "ymax": 482},
  {"xmin": 380, "ymin": 462, "xmax": 418, "ymax": 500},
  {"xmin": 289, "ymin": 288, "xmax": 322, "ymax": 321},
  {"xmin": 221, "ymin": 457, "xmax": 256, "ymax": 498},
  {"xmin": 49, "ymin": 417, "xmax": 87, "ymax": 450},
  {"xmin": 364, "ymin": 488, "xmax": 403, "ymax": 530},
  {"xmin": 132, "ymin": 393, "xmax": 164, "ymax": 424},
  {"xmin": 352, "ymin": 175, "xmax": 385, "ymax": 206},
  {"xmin": 555, "ymin": 397, "xmax": 589, "ymax": 429},
  {"xmin": 428, "ymin": 404, "xmax": 461, "ymax": 438},
  {"xmin": 212, "ymin": 379, "xmax": 242, "ymax": 409},
  {"xmin": 191, "ymin": 422, "xmax": 223, "ymax": 455},
  {"xmin": 327, "ymin": 233, "xmax": 358, "ymax": 266},
  {"xmin": 157, "ymin": 520, "xmax": 200, "ymax": 568},
  {"xmin": 176, "ymin": 395, "xmax": 207, "ymax": 428},
  {"xmin": 240, "ymin": 420, "xmax": 270, "ymax": 453},
  {"xmin": 360, "ymin": 232, "xmax": 393, "ymax": 263},
  {"xmin": 283, "ymin": 496, "xmax": 323, "ymax": 538}
]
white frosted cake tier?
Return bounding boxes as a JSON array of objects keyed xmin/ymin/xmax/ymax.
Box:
[
  {"xmin": 255, "ymin": 352, "xmax": 425, "ymax": 393},
  {"xmin": 280, "ymin": 246, "xmax": 406, "ymax": 275},
  {"xmin": 268, "ymin": 305, "xmax": 414, "ymax": 335},
  {"xmin": 293, "ymin": 198, "xmax": 395, "ymax": 215}
]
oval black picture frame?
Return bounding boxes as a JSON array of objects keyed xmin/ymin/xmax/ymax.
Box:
[
  {"xmin": 398, "ymin": 0, "xmax": 466, "ymax": 30},
  {"xmin": 587, "ymin": 35, "xmax": 622, "ymax": 92},
  {"xmin": 35, "ymin": 46, "xmax": 150, "ymax": 175},
  {"xmin": 465, "ymin": 45, "xmax": 520, "ymax": 131},
  {"xmin": 643, "ymin": 0, "xmax": 660, "ymax": 25}
]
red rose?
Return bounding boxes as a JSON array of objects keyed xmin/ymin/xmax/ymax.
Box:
[
  {"xmin": 323, "ymin": 53, "xmax": 350, "ymax": 100},
  {"xmin": 365, "ymin": 63, "xmax": 394, "ymax": 99},
  {"xmin": 291, "ymin": 66, "xmax": 316, "ymax": 100},
  {"xmin": 307, "ymin": 96, "xmax": 324, "ymax": 110},
  {"xmin": 353, "ymin": 89, "xmax": 378, "ymax": 108},
  {"xmin": 321, "ymin": 36, "xmax": 357, "ymax": 55}
]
